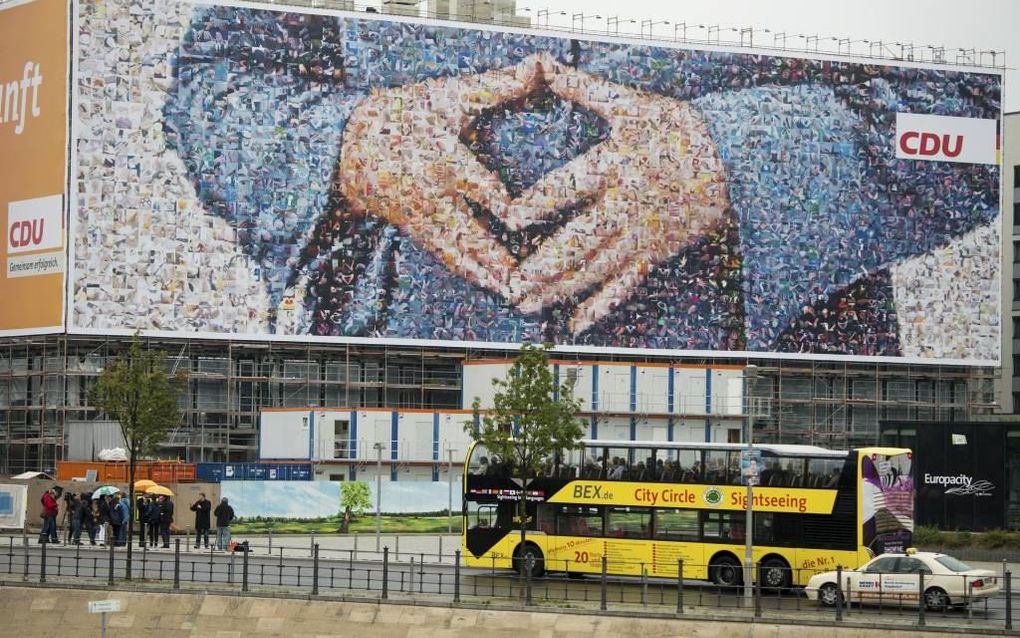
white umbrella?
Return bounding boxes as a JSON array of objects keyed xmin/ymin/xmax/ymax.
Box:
[{"xmin": 91, "ymin": 485, "xmax": 120, "ymax": 499}]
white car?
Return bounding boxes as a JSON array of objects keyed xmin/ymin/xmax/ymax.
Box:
[{"xmin": 805, "ymin": 550, "xmax": 1000, "ymax": 611}]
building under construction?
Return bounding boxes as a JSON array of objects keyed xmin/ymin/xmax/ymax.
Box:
[{"xmin": 0, "ymin": 0, "xmax": 1005, "ymax": 475}]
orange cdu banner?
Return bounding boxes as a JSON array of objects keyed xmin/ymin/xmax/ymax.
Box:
[{"xmin": 0, "ymin": 0, "xmax": 67, "ymax": 334}]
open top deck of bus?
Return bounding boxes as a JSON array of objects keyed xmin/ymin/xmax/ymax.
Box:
[{"xmin": 577, "ymin": 440, "xmax": 850, "ymax": 458}]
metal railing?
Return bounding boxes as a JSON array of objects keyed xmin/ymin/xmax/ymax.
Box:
[{"xmin": 4, "ymin": 533, "xmax": 1018, "ymax": 632}]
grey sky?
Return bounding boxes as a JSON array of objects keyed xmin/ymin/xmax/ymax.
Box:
[{"xmin": 506, "ymin": 0, "xmax": 1016, "ymax": 111}]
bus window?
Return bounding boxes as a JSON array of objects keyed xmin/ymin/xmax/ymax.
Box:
[
  {"xmin": 580, "ymin": 446, "xmax": 605, "ymax": 479},
  {"xmin": 606, "ymin": 447, "xmax": 630, "ymax": 481},
  {"xmin": 726, "ymin": 451, "xmax": 742, "ymax": 484},
  {"xmin": 807, "ymin": 457, "xmax": 844, "ymax": 488},
  {"xmin": 557, "ymin": 506, "xmax": 603, "ymax": 537},
  {"xmin": 668, "ymin": 449, "xmax": 700, "ymax": 482},
  {"xmin": 638, "ymin": 449, "xmax": 660, "ymax": 481},
  {"xmin": 778, "ymin": 457, "xmax": 808, "ymax": 487},
  {"xmin": 468, "ymin": 444, "xmax": 492, "ymax": 476},
  {"xmin": 654, "ymin": 509, "xmax": 699, "ymax": 541},
  {"xmin": 483, "ymin": 454, "xmax": 512, "ymax": 477},
  {"xmin": 753, "ymin": 512, "xmax": 775, "ymax": 544},
  {"xmin": 560, "ymin": 447, "xmax": 584, "ymax": 479},
  {"xmin": 704, "ymin": 450, "xmax": 728, "ymax": 484},
  {"xmin": 702, "ymin": 511, "xmax": 745, "ymax": 542},
  {"xmin": 468, "ymin": 502, "xmax": 498, "ymax": 530},
  {"xmin": 607, "ymin": 507, "xmax": 650, "ymax": 539},
  {"xmin": 760, "ymin": 457, "xmax": 786, "ymax": 486}
]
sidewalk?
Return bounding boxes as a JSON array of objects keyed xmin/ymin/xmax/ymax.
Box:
[{"xmin": 14, "ymin": 532, "xmax": 462, "ymax": 564}]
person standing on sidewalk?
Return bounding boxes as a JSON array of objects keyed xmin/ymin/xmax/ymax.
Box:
[
  {"xmin": 159, "ymin": 495, "xmax": 175, "ymax": 548},
  {"xmin": 38, "ymin": 487, "xmax": 59, "ymax": 544},
  {"xmin": 136, "ymin": 493, "xmax": 148, "ymax": 548},
  {"xmin": 97, "ymin": 494, "xmax": 112, "ymax": 546},
  {"xmin": 109, "ymin": 494, "xmax": 124, "ymax": 547},
  {"xmin": 86, "ymin": 497, "xmax": 99, "ymax": 545},
  {"xmin": 70, "ymin": 493, "xmax": 86, "ymax": 545},
  {"xmin": 190, "ymin": 493, "xmax": 211, "ymax": 549},
  {"xmin": 213, "ymin": 497, "xmax": 235, "ymax": 551},
  {"xmin": 115, "ymin": 493, "xmax": 131, "ymax": 547},
  {"xmin": 145, "ymin": 497, "xmax": 160, "ymax": 547}
]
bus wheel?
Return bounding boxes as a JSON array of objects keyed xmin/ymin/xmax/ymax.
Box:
[
  {"xmin": 760, "ymin": 558, "xmax": 791, "ymax": 590},
  {"xmin": 515, "ymin": 544, "xmax": 545, "ymax": 578},
  {"xmin": 709, "ymin": 555, "xmax": 742, "ymax": 588}
]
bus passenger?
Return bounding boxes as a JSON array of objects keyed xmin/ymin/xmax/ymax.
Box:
[
  {"xmin": 473, "ymin": 457, "xmax": 490, "ymax": 475},
  {"xmin": 824, "ymin": 467, "xmax": 840, "ymax": 488},
  {"xmin": 608, "ymin": 459, "xmax": 625, "ymax": 480}
]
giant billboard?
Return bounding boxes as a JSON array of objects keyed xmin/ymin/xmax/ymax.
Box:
[
  {"xmin": 70, "ymin": 1, "xmax": 1002, "ymax": 364},
  {"xmin": 0, "ymin": 0, "xmax": 67, "ymax": 335}
]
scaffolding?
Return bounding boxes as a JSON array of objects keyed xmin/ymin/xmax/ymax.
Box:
[{"xmin": 0, "ymin": 334, "xmax": 998, "ymax": 474}]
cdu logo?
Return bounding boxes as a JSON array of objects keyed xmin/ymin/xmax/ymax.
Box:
[
  {"xmin": 6, "ymin": 194, "xmax": 62, "ymax": 255},
  {"xmin": 895, "ymin": 113, "xmax": 998, "ymax": 165}
]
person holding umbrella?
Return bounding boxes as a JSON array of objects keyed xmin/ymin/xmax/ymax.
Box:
[
  {"xmin": 145, "ymin": 496, "xmax": 160, "ymax": 548},
  {"xmin": 91, "ymin": 486, "xmax": 120, "ymax": 546},
  {"xmin": 146, "ymin": 486, "xmax": 175, "ymax": 548},
  {"xmin": 134, "ymin": 480, "xmax": 156, "ymax": 549}
]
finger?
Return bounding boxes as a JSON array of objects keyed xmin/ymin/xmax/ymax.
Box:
[
  {"xmin": 403, "ymin": 190, "xmax": 517, "ymax": 299},
  {"xmin": 568, "ymin": 248, "xmax": 655, "ymax": 336},
  {"xmin": 339, "ymin": 96, "xmax": 513, "ymax": 221},
  {"xmin": 542, "ymin": 62, "xmax": 647, "ymax": 121},
  {"xmin": 515, "ymin": 177, "xmax": 729, "ymax": 313},
  {"xmin": 562, "ymin": 206, "xmax": 722, "ymax": 335},
  {"xmin": 500, "ymin": 148, "xmax": 609, "ymax": 231},
  {"xmin": 338, "ymin": 102, "xmax": 516, "ymax": 297},
  {"xmin": 439, "ymin": 56, "xmax": 545, "ymax": 122},
  {"xmin": 449, "ymin": 142, "xmax": 514, "ymax": 221},
  {"xmin": 512, "ymin": 206, "xmax": 631, "ymax": 312}
]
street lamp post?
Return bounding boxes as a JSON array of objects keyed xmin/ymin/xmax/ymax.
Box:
[
  {"xmin": 743, "ymin": 364, "xmax": 758, "ymax": 606},
  {"xmin": 572, "ymin": 12, "xmax": 601, "ymax": 33},
  {"xmin": 374, "ymin": 442, "xmax": 384, "ymax": 552}
]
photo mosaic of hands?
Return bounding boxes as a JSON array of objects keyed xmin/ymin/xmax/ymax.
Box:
[{"xmin": 73, "ymin": 1, "xmax": 1001, "ymax": 359}]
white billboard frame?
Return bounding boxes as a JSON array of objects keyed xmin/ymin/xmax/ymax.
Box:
[{"xmin": 65, "ymin": 0, "xmax": 1004, "ymax": 367}]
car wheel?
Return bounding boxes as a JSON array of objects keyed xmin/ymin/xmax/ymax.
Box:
[
  {"xmin": 761, "ymin": 558, "xmax": 791, "ymax": 590},
  {"xmin": 818, "ymin": 582, "xmax": 842, "ymax": 607},
  {"xmin": 710, "ymin": 555, "xmax": 743, "ymax": 588},
  {"xmin": 924, "ymin": 586, "xmax": 949, "ymax": 611},
  {"xmin": 515, "ymin": 544, "xmax": 545, "ymax": 578}
]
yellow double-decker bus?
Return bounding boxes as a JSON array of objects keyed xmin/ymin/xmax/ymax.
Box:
[{"xmin": 462, "ymin": 440, "xmax": 913, "ymax": 588}]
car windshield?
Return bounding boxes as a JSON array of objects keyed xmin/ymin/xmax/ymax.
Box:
[{"xmin": 935, "ymin": 555, "xmax": 974, "ymax": 572}]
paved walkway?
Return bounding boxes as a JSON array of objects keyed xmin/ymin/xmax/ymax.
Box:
[{"xmin": 6, "ymin": 532, "xmax": 461, "ymax": 564}]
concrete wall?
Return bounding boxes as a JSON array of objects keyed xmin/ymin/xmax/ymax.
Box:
[{"xmin": 0, "ymin": 584, "xmax": 998, "ymax": 638}]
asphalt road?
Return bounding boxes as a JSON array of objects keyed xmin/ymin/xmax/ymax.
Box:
[{"xmin": 2, "ymin": 540, "xmax": 1016, "ymax": 632}]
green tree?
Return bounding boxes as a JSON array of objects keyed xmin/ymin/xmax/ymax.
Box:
[
  {"xmin": 89, "ymin": 334, "xmax": 184, "ymax": 577},
  {"xmin": 465, "ymin": 343, "xmax": 584, "ymax": 575},
  {"xmin": 339, "ymin": 481, "xmax": 372, "ymax": 533}
]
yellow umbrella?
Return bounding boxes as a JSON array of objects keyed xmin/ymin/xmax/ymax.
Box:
[
  {"xmin": 134, "ymin": 479, "xmax": 157, "ymax": 492},
  {"xmin": 145, "ymin": 485, "xmax": 174, "ymax": 497}
]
